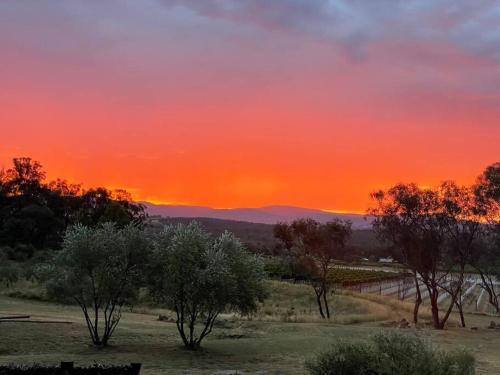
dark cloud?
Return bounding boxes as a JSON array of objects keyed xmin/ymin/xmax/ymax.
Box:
[{"xmin": 159, "ymin": 0, "xmax": 500, "ymax": 62}]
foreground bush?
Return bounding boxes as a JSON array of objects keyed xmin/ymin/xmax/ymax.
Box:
[{"xmin": 306, "ymin": 331, "xmax": 475, "ymax": 375}]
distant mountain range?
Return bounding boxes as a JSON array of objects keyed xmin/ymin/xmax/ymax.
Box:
[{"xmin": 141, "ymin": 202, "xmax": 372, "ymax": 229}]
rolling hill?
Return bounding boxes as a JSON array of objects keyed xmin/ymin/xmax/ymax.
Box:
[
  {"xmin": 148, "ymin": 216, "xmax": 387, "ymax": 258},
  {"xmin": 141, "ymin": 202, "xmax": 372, "ymax": 229}
]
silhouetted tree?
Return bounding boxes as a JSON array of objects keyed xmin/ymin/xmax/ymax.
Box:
[
  {"xmin": 0, "ymin": 157, "xmax": 147, "ymax": 256},
  {"xmin": 370, "ymin": 184, "xmax": 464, "ymax": 329},
  {"xmin": 76, "ymin": 188, "xmax": 146, "ymax": 228},
  {"xmin": 2, "ymin": 157, "xmax": 46, "ymax": 198},
  {"xmin": 473, "ymin": 162, "xmax": 500, "ymax": 314},
  {"xmin": 370, "ymin": 184, "xmax": 424, "ymax": 323},
  {"xmin": 0, "ymin": 157, "xmax": 62, "ymax": 249},
  {"xmin": 274, "ymin": 219, "xmax": 351, "ymax": 319},
  {"xmin": 439, "ymin": 181, "xmax": 483, "ymax": 327}
]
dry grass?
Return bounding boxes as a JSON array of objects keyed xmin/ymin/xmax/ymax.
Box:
[
  {"xmin": 250, "ymin": 281, "xmax": 394, "ymax": 324},
  {"xmin": 1, "ymin": 294, "xmax": 500, "ymax": 374},
  {"xmin": 1, "ymin": 282, "xmax": 500, "ymax": 374},
  {"xmin": 341, "ymin": 290, "xmax": 432, "ymax": 318}
]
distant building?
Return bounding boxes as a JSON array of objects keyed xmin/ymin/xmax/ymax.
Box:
[{"xmin": 378, "ymin": 256, "xmax": 394, "ymax": 263}]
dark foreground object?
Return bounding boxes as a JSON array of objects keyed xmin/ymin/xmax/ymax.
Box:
[{"xmin": 0, "ymin": 362, "xmax": 141, "ymax": 375}]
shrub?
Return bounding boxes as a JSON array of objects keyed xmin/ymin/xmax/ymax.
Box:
[
  {"xmin": 307, "ymin": 341, "xmax": 377, "ymax": 375},
  {"xmin": 0, "ymin": 262, "xmax": 20, "ymax": 287},
  {"xmin": 11, "ymin": 244, "xmax": 36, "ymax": 261},
  {"xmin": 264, "ymin": 256, "xmax": 292, "ymax": 278},
  {"xmin": 306, "ymin": 331, "xmax": 475, "ymax": 375}
]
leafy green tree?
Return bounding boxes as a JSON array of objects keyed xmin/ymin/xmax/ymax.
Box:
[
  {"xmin": 148, "ymin": 222, "xmax": 267, "ymax": 350},
  {"xmin": 40, "ymin": 223, "xmax": 151, "ymax": 347}
]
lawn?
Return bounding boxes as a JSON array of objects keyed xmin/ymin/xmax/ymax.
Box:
[{"xmin": 1, "ymin": 281, "xmax": 499, "ymax": 374}]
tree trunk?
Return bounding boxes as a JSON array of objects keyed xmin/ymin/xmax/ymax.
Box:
[
  {"xmin": 175, "ymin": 305, "xmax": 190, "ymax": 349},
  {"xmin": 322, "ymin": 286, "xmax": 330, "ymax": 319},
  {"xmin": 494, "ymin": 296, "xmax": 500, "ymax": 316},
  {"xmin": 478, "ymin": 271, "xmax": 500, "ymax": 315},
  {"xmin": 413, "ymin": 275, "xmax": 422, "ymax": 324},
  {"xmin": 455, "ymin": 285, "xmax": 466, "ymax": 328},
  {"xmin": 314, "ymin": 286, "xmax": 326, "ymax": 319},
  {"xmin": 457, "ymin": 302, "xmax": 466, "ymax": 328},
  {"xmin": 428, "ymin": 288, "xmax": 441, "ymax": 329}
]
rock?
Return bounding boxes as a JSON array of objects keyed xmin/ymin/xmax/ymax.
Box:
[{"xmin": 488, "ymin": 321, "xmax": 497, "ymax": 329}]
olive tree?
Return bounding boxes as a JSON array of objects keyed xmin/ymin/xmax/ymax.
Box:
[
  {"xmin": 148, "ymin": 222, "xmax": 267, "ymax": 350},
  {"xmin": 40, "ymin": 223, "xmax": 151, "ymax": 347}
]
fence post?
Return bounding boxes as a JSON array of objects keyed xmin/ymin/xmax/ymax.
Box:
[
  {"xmin": 131, "ymin": 363, "xmax": 142, "ymax": 375},
  {"xmin": 61, "ymin": 362, "xmax": 74, "ymax": 375}
]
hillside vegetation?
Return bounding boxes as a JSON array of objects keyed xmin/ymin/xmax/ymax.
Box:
[{"xmin": 150, "ymin": 216, "xmax": 388, "ymax": 257}]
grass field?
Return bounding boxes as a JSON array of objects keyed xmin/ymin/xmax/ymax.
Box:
[{"xmin": 1, "ymin": 281, "xmax": 500, "ymax": 374}]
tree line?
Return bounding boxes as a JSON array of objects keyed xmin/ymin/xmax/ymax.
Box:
[{"xmin": 0, "ymin": 157, "xmax": 146, "ymax": 259}]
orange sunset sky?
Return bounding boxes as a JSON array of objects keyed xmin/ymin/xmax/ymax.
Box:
[{"xmin": 1, "ymin": 1, "xmax": 499, "ymax": 213}]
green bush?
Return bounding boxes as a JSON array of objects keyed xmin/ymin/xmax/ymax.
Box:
[
  {"xmin": 0, "ymin": 262, "xmax": 20, "ymax": 287},
  {"xmin": 264, "ymin": 256, "xmax": 292, "ymax": 278},
  {"xmin": 306, "ymin": 331, "xmax": 475, "ymax": 375}
]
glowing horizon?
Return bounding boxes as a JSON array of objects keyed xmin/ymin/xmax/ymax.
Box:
[{"xmin": 1, "ymin": 1, "xmax": 499, "ymax": 213}]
